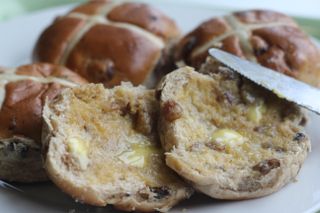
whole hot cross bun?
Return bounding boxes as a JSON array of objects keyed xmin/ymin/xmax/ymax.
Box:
[
  {"xmin": 175, "ymin": 10, "xmax": 320, "ymax": 87},
  {"xmin": 0, "ymin": 63, "xmax": 87, "ymax": 182},
  {"xmin": 33, "ymin": 0, "xmax": 180, "ymax": 88}
]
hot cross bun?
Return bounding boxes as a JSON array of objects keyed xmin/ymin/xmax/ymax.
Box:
[
  {"xmin": 0, "ymin": 63, "xmax": 87, "ymax": 182},
  {"xmin": 33, "ymin": 0, "xmax": 180, "ymax": 88},
  {"xmin": 175, "ymin": 10, "xmax": 320, "ymax": 87}
]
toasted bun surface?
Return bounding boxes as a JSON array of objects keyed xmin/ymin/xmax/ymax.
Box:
[
  {"xmin": 42, "ymin": 83, "xmax": 192, "ymax": 212},
  {"xmin": 0, "ymin": 63, "xmax": 86, "ymax": 182},
  {"xmin": 175, "ymin": 10, "xmax": 320, "ymax": 87},
  {"xmin": 34, "ymin": 0, "xmax": 180, "ymax": 88},
  {"xmin": 157, "ymin": 61, "xmax": 310, "ymax": 199}
]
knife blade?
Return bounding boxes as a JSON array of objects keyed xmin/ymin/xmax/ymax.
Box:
[
  {"xmin": 209, "ymin": 48, "xmax": 320, "ymax": 115},
  {"xmin": 0, "ymin": 180, "xmax": 23, "ymax": 192}
]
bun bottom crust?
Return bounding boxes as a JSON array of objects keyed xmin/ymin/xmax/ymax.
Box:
[{"xmin": 0, "ymin": 137, "xmax": 47, "ymax": 182}]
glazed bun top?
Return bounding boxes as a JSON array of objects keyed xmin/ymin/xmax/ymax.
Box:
[
  {"xmin": 175, "ymin": 10, "xmax": 320, "ymax": 87},
  {"xmin": 0, "ymin": 63, "xmax": 87, "ymax": 143},
  {"xmin": 33, "ymin": 0, "xmax": 180, "ymax": 88}
]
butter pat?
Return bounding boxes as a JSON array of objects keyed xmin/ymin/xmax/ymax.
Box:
[
  {"xmin": 118, "ymin": 151, "xmax": 145, "ymax": 168},
  {"xmin": 118, "ymin": 144, "xmax": 161, "ymax": 168},
  {"xmin": 211, "ymin": 129, "xmax": 245, "ymax": 146},
  {"xmin": 247, "ymin": 102, "xmax": 266, "ymax": 124},
  {"xmin": 67, "ymin": 138, "xmax": 89, "ymax": 170}
]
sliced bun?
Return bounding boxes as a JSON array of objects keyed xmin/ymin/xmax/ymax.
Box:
[
  {"xmin": 157, "ymin": 61, "xmax": 310, "ymax": 199},
  {"xmin": 42, "ymin": 83, "xmax": 192, "ymax": 212}
]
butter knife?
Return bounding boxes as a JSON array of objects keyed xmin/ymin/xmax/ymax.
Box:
[
  {"xmin": 0, "ymin": 180, "xmax": 23, "ymax": 192},
  {"xmin": 209, "ymin": 48, "xmax": 320, "ymax": 115}
]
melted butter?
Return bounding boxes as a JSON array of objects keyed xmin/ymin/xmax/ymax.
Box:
[
  {"xmin": 211, "ymin": 129, "xmax": 245, "ymax": 146},
  {"xmin": 247, "ymin": 102, "xmax": 267, "ymax": 124},
  {"xmin": 118, "ymin": 144, "xmax": 162, "ymax": 168},
  {"xmin": 67, "ymin": 137, "xmax": 89, "ymax": 170}
]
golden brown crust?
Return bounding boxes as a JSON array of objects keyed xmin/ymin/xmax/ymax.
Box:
[
  {"xmin": 234, "ymin": 10, "xmax": 295, "ymax": 24},
  {"xmin": 0, "ymin": 63, "xmax": 87, "ymax": 182},
  {"xmin": 33, "ymin": 1, "xmax": 180, "ymax": 88},
  {"xmin": 175, "ymin": 18, "xmax": 229, "ymax": 68},
  {"xmin": 175, "ymin": 10, "xmax": 320, "ymax": 87},
  {"xmin": 108, "ymin": 2, "xmax": 180, "ymax": 41},
  {"xmin": 66, "ymin": 24, "xmax": 161, "ymax": 86},
  {"xmin": 0, "ymin": 63, "xmax": 86, "ymax": 142},
  {"xmin": 33, "ymin": 17, "xmax": 85, "ymax": 63}
]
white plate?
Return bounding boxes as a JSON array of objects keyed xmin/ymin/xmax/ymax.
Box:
[{"xmin": 0, "ymin": 2, "xmax": 320, "ymax": 213}]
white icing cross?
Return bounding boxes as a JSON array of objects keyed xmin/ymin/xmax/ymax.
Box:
[
  {"xmin": 191, "ymin": 14, "xmax": 297, "ymax": 60},
  {"xmin": 0, "ymin": 68, "xmax": 78, "ymax": 109},
  {"xmin": 59, "ymin": 1, "xmax": 165, "ymax": 65}
]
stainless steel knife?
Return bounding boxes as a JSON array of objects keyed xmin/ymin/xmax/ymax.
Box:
[
  {"xmin": 0, "ymin": 180, "xmax": 23, "ymax": 192},
  {"xmin": 209, "ymin": 48, "xmax": 320, "ymax": 115}
]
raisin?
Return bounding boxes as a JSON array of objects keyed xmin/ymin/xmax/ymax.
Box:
[
  {"xmin": 253, "ymin": 159, "xmax": 280, "ymax": 175},
  {"xmin": 299, "ymin": 117, "xmax": 307, "ymax": 126},
  {"xmin": 83, "ymin": 125, "xmax": 89, "ymax": 132},
  {"xmin": 188, "ymin": 143, "xmax": 204, "ymax": 152},
  {"xmin": 150, "ymin": 187, "xmax": 170, "ymax": 199},
  {"xmin": 7, "ymin": 142, "xmax": 15, "ymax": 152},
  {"xmin": 139, "ymin": 192, "xmax": 149, "ymax": 199},
  {"xmin": 254, "ymin": 47, "xmax": 268, "ymax": 56},
  {"xmin": 261, "ymin": 142, "xmax": 272, "ymax": 149},
  {"xmin": 261, "ymin": 142, "xmax": 285, "ymax": 152},
  {"xmin": 223, "ymin": 92, "xmax": 236, "ymax": 105},
  {"xmin": 149, "ymin": 15, "xmax": 158, "ymax": 21},
  {"xmin": 86, "ymin": 59, "xmax": 115, "ymax": 82},
  {"xmin": 105, "ymin": 65, "xmax": 114, "ymax": 80},
  {"xmin": 253, "ymin": 126, "xmax": 264, "ymax": 133},
  {"xmin": 275, "ymin": 146, "xmax": 286, "ymax": 153},
  {"xmin": 155, "ymin": 89, "xmax": 162, "ymax": 101},
  {"xmin": 18, "ymin": 144, "xmax": 29, "ymax": 158},
  {"xmin": 162, "ymin": 100, "xmax": 182, "ymax": 122},
  {"xmin": 250, "ymin": 35, "xmax": 269, "ymax": 56},
  {"xmin": 180, "ymin": 36, "xmax": 197, "ymax": 60},
  {"xmin": 134, "ymin": 110, "xmax": 153, "ymax": 135},
  {"xmin": 205, "ymin": 142, "xmax": 225, "ymax": 152},
  {"xmin": 293, "ymin": 132, "xmax": 306, "ymax": 143},
  {"xmin": 120, "ymin": 103, "xmax": 131, "ymax": 116},
  {"xmin": 8, "ymin": 117, "xmax": 17, "ymax": 131}
]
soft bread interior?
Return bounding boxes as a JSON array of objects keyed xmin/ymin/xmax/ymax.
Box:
[
  {"xmin": 42, "ymin": 83, "xmax": 192, "ymax": 212},
  {"xmin": 158, "ymin": 64, "xmax": 310, "ymax": 199}
]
